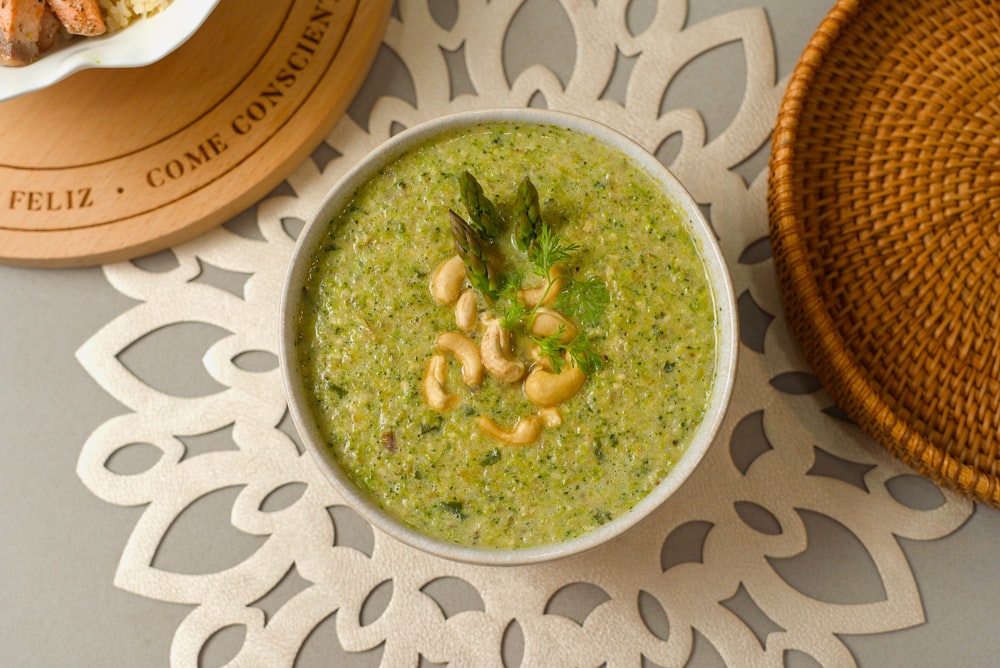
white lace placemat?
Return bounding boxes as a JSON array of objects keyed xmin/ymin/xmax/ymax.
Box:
[{"xmin": 76, "ymin": 2, "xmax": 973, "ymax": 666}]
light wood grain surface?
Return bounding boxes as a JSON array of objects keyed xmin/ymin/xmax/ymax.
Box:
[{"xmin": 0, "ymin": 0, "xmax": 391, "ymax": 267}]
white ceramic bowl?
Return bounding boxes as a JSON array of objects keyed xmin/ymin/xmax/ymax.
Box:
[
  {"xmin": 280, "ymin": 108, "xmax": 738, "ymax": 566},
  {"xmin": 0, "ymin": 0, "xmax": 221, "ymax": 102}
]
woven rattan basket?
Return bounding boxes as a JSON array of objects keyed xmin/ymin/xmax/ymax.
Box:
[{"xmin": 769, "ymin": 0, "xmax": 1000, "ymax": 505}]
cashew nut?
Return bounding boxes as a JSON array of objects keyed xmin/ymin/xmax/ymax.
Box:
[
  {"xmin": 477, "ymin": 414, "xmax": 544, "ymax": 446},
  {"xmin": 538, "ymin": 406, "xmax": 563, "ymax": 427},
  {"xmin": 518, "ymin": 265, "xmax": 564, "ymax": 307},
  {"xmin": 430, "ymin": 255, "xmax": 466, "ymax": 304},
  {"xmin": 480, "ymin": 317, "xmax": 525, "ymax": 383},
  {"xmin": 436, "ymin": 331, "xmax": 484, "ymax": 387},
  {"xmin": 524, "ymin": 352, "xmax": 587, "ymax": 407},
  {"xmin": 455, "ymin": 289, "xmax": 478, "ymax": 334},
  {"xmin": 422, "ymin": 353, "xmax": 458, "ymax": 411},
  {"xmin": 528, "ymin": 344, "xmax": 553, "ymax": 370},
  {"xmin": 530, "ymin": 307, "xmax": 579, "ymax": 343}
]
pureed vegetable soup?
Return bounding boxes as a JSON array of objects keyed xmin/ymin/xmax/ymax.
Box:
[{"xmin": 296, "ymin": 121, "xmax": 718, "ymax": 549}]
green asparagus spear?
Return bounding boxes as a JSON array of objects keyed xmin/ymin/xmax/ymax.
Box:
[
  {"xmin": 459, "ymin": 171, "xmax": 500, "ymax": 238},
  {"xmin": 450, "ymin": 210, "xmax": 500, "ymax": 299},
  {"xmin": 514, "ymin": 176, "xmax": 542, "ymax": 253}
]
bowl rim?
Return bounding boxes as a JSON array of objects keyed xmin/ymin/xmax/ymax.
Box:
[
  {"xmin": 279, "ymin": 107, "xmax": 738, "ymax": 566},
  {"xmin": 0, "ymin": 0, "xmax": 221, "ymax": 102}
]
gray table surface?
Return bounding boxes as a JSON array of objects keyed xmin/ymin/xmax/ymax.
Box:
[{"xmin": 4, "ymin": 1, "xmax": 1000, "ymax": 666}]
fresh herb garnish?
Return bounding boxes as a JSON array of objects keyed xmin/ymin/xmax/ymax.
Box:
[
  {"xmin": 531, "ymin": 221, "xmax": 578, "ymax": 279},
  {"xmin": 533, "ymin": 328, "xmax": 603, "ymax": 375},
  {"xmin": 564, "ymin": 333, "xmax": 603, "ymax": 375},
  {"xmin": 498, "ymin": 278, "xmax": 529, "ymax": 330},
  {"xmin": 555, "ymin": 276, "xmax": 610, "ymax": 328}
]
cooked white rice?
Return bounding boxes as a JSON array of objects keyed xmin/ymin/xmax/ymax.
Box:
[{"xmin": 98, "ymin": 0, "xmax": 173, "ymax": 32}]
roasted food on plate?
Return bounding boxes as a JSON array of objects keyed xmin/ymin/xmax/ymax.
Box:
[{"xmin": 0, "ymin": 0, "xmax": 170, "ymax": 66}]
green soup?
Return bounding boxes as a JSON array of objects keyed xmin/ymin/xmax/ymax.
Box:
[{"xmin": 296, "ymin": 122, "xmax": 717, "ymax": 549}]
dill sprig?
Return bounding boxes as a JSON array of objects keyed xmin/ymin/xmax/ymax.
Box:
[
  {"xmin": 531, "ymin": 222, "xmax": 578, "ymax": 279},
  {"xmin": 498, "ymin": 277, "xmax": 529, "ymax": 330},
  {"xmin": 564, "ymin": 333, "xmax": 604, "ymax": 375},
  {"xmin": 555, "ymin": 276, "xmax": 610, "ymax": 328},
  {"xmin": 533, "ymin": 329, "xmax": 603, "ymax": 375},
  {"xmin": 518, "ymin": 224, "xmax": 607, "ymax": 373}
]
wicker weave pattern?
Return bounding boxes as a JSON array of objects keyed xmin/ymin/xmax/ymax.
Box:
[{"xmin": 769, "ymin": 0, "xmax": 1000, "ymax": 504}]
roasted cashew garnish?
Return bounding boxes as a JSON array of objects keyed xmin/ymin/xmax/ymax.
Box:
[
  {"xmin": 477, "ymin": 414, "xmax": 544, "ymax": 445},
  {"xmin": 422, "ymin": 353, "xmax": 458, "ymax": 411},
  {"xmin": 518, "ymin": 265, "xmax": 564, "ymax": 307},
  {"xmin": 538, "ymin": 406, "xmax": 563, "ymax": 427},
  {"xmin": 528, "ymin": 344, "xmax": 553, "ymax": 370},
  {"xmin": 430, "ymin": 255, "xmax": 466, "ymax": 304},
  {"xmin": 530, "ymin": 307, "xmax": 578, "ymax": 343},
  {"xmin": 480, "ymin": 317, "xmax": 525, "ymax": 383},
  {"xmin": 436, "ymin": 331, "xmax": 484, "ymax": 387},
  {"xmin": 524, "ymin": 351, "xmax": 587, "ymax": 407},
  {"xmin": 477, "ymin": 406, "xmax": 563, "ymax": 445},
  {"xmin": 455, "ymin": 289, "xmax": 478, "ymax": 334}
]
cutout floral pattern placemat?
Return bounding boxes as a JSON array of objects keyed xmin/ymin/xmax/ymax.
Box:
[{"xmin": 76, "ymin": 2, "xmax": 972, "ymax": 665}]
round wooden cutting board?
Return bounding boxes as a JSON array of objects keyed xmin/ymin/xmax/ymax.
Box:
[{"xmin": 0, "ymin": 0, "xmax": 392, "ymax": 267}]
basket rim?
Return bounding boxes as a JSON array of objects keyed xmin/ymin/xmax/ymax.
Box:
[{"xmin": 767, "ymin": 0, "xmax": 998, "ymax": 504}]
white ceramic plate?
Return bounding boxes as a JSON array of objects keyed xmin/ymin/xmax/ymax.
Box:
[{"xmin": 0, "ymin": 0, "xmax": 221, "ymax": 102}]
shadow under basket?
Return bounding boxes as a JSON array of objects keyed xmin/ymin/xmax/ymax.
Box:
[{"xmin": 768, "ymin": 0, "xmax": 1000, "ymax": 505}]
